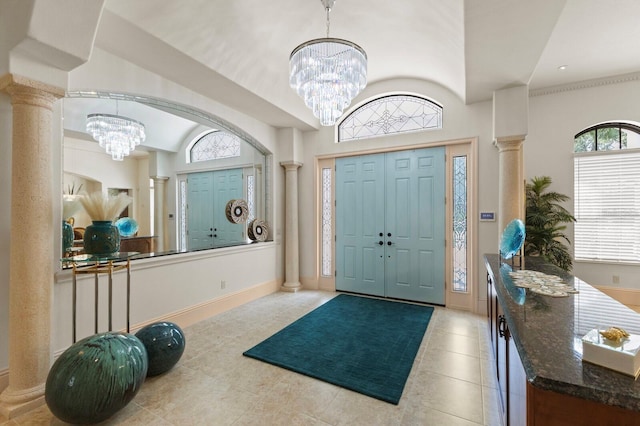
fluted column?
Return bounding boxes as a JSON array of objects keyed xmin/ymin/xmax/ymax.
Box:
[
  {"xmin": 152, "ymin": 176, "xmax": 169, "ymax": 252},
  {"xmin": 0, "ymin": 74, "xmax": 64, "ymax": 418},
  {"xmin": 281, "ymin": 161, "xmax": 302, "ymax": 292},
  {"xmin": 495, "ymin": 137, "xmax": 525, "ymax": 236}
]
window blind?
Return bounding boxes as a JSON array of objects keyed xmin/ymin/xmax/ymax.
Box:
[{"xmin": 574, "ymin": 151, "xmax": 640, "ymax": 263}]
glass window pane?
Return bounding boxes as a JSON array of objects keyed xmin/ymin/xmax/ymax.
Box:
[
  {"xmin": 622, "ymin": 128, "xmax": 640, "ymax": 148},
  {"xmin": 321, "ymin": 168, "xmax": 333, "ymax": 277},
  {"xmin": 574, "ymin": 151, "xmax": 640, "ymax": 263},
  {"xmin": 179, "ymin": 180, "xmax": 187, "ymax": 250},
  {"xmin": 452, "ymin": 156, "xmax": 467, "ymax": 292},
  {"xmin": 574, "ymin": 130, "xmax": 595, "ymax": 152},
  {"xmin": 338, "ymin": 94, "xmax": 442, "ymax": 142},
  {"xmin": 247, "ymin": 175, "xmax": 255, "ymax": 222},
  {"xmin": 190, "ymin": 131, "xmax": 241, "ymax": 162},
  {"xmin": 596, "ymin": 127, "xmax": 620, "ymax": 151}
]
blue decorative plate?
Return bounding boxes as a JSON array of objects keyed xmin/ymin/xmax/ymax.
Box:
[
  {"xmin": 115, "ymin": 217, "xmax": 139, "ymax": 237},
  {"xmin": 500, "ymin": 263, "xmax": 526, "ymax": 305},
  {"xmin": 500, "ymin": 219, "xmax": 525, "ymax": 259}
]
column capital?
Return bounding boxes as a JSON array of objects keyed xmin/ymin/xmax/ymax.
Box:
[
  {"xmin": 494, "ymin": 136, "xmax": 525, "ymax": 152},
  {"xmin": 151, "ymin": 176, "xmax": 170, "ymax": 181},
  {"xmin": 0, "ymin": 74, "xmax": 65, "ymax": 110},
  {"xmin": 280, "ymin": 161, "xmax": 302, "ymax": 171}
]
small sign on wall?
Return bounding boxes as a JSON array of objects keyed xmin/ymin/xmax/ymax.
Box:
[{"xmin": 480, "ymin": 212, "xmax": 495, "ymax": 221}]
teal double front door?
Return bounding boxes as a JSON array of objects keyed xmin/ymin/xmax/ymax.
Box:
[
  {"xmin": 335, "ymin": 147, "xmax": 446, "ymax": 304},
  {"xmin": 187, "ymin": 168, "xmax": 244, "ymax": 250}
]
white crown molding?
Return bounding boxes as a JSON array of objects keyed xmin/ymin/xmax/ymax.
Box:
[{"xmin": 530, "ymin": 72, "xmax": 640, "ymax": 97}]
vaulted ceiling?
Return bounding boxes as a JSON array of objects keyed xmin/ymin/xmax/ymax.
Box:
[{"xmin": 63, "ymin": 0, "xmax": 640, "ymax": 151}]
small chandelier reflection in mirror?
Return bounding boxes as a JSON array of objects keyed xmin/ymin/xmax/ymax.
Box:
[
  {"xmin": 86, "ymin": 113, "xmax": 146, "ymax": 161},
  {"xmin": 289, "ymin": 0, "xmax": 367, "ymax": 126}
]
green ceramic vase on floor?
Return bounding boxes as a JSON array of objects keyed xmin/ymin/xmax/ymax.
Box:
[
  {"xmin": 45, "ymin": 332, "xmax": 148, "ymax": 424},
  {"xmin": 136, "ymin": 322, "xmax": 186, "ymax": 376}
]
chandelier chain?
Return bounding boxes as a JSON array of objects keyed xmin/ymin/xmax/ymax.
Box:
[{"xmin": 325, "ymin": 6, "xmax": 331, "ymax": 38}]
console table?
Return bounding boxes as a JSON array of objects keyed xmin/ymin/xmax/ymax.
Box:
[
  {"xmin": 485, "ymin": 254, "xmax": 640, "ymax": 425},
  {"xmin": 62, "ymin": 252, "xmax": 139, "ymax": 342}
]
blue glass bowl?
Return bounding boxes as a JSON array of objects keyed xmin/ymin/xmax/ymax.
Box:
[
  {"xmin": 500, "ymin": 219, "xmax": 526, "ymax": 259},
  {"xmin": 115, "ymin": 217, "xmax": 139, "ymax": 237}
]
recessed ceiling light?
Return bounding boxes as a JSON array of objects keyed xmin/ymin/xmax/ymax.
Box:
[{"xmin": 558, "ymin": 65, "xmax": 568, "ymax": 71}]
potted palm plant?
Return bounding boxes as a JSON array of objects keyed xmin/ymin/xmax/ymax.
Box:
[{"xmin": 524, "ymin": 176, "xmax": 576, "ymax": 271}]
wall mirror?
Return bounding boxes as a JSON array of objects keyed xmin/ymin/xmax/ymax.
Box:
[{"xmin": 62, "ymin": 91, "xmax": 272, "ymax": 257}]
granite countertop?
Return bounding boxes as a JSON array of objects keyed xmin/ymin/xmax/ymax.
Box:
[{"xmin": 484, "ymin": 254, "xmax": 640, "ymax": 412}]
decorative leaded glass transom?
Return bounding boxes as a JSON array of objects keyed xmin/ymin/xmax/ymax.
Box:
[
  {"xmin": 338, "ymin": 94, "xmax": 442, "ymax": 142},
  {"xmin": 190, "ymin": 131, "xmax": 241, "ymax": 162}
]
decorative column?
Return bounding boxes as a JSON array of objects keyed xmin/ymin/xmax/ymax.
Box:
[
  {"xmin": 0, "ymin": 74, "xmax": 64, "ymax": 418},
  {"xmin": 495, "ymin": 137, "xmax": 525, "ymax": 235},
  {"xmin": 152, "ymin": 176, "xmax": 169, "ymax": 252},
  {"xmin": 281, "ymin": 161, "xmax": 302, "ymax": 292}
]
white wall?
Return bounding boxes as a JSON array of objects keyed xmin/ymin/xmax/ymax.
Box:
[
  {"xmin": 527, "ymin": 79, "xmax": 640, "ymax": 289},
  {"xmin": 53, "ymin": 243, "xmax": 277, "ymax": 351}
]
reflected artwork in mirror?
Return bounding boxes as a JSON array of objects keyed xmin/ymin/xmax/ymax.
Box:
[
  {"xmin": 115, "ymin": 217, "xmax": 139, "ymax": 237},
  {"xmin": 62, "ymin": 91, "xmax": 272, "ymax": 262},
  {"xmin": 500, "ymin": 218, "xmax": 526, "ymax": 259}
]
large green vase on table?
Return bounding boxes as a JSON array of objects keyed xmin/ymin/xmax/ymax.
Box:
[
  {"xmin": 83, "ymin": 220, "xmax": 120, "ymax": 255},
  {"xmin": 45, "ymin": 332, "xmax": 148, "ymax": 424}
]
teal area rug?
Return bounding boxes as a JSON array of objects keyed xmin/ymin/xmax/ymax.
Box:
[{"xmin": 243, "ymin": 294, "xmax": 434, "ymax": 404}]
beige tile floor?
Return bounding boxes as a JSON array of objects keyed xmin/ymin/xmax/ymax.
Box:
[{"xmin": 0, "ymin": 291, "xmax": 502, "ymax": 426}]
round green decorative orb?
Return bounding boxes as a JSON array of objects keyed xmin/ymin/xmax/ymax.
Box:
[
  {"xmin": 45, "ymin": 332, "xmax": 148, "ymax": 424},
  {"xmin": 135, "ymin": 322, "xmax": 186, "ymax": 376}
]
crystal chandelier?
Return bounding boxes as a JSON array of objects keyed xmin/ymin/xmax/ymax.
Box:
[
  {"xmin": 289, "ymin": 0, "xmax": 367, "ymax": 126},
  {"xmin": 86, "ymin": 113, "xmax": 146, "ymax": 161}
]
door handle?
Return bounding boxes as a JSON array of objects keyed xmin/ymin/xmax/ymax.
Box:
[
  {"xmin": 213, "ymin": 234, "xmax": 218, "ymax": 238},
  {"xmin": 387, "ymin": 232, "xmax": 392, "ymax": 237},
  {"xmin": 498, "ymin": 315, "xmax": 508, "ymax": 338},
  {"xmin": 208, "ymin": 234, "xmax": 213, "ymax": 237},
  {"xmin": 378, "ymin": 241, "xmax": 384, "ymax": 246},
  {"xmin": 379, "ymin": 232, "xmax": 383, "ymax": 237},
  {"xmin": 387, "ymin": 241, "xmax": 392, "ymax": 246}
]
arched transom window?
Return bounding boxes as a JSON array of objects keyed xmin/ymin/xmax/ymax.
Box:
[
  {"xmin": 190, "ymin": 131, "xmax": 241, "ymax": 163},
  {"xmin": 338, "ymin": 94, "xmax": 442, "ymax": 142}
]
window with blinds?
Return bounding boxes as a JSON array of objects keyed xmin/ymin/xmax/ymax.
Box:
[{"xmin": 574, "ymin": 150, "xmax": 640, "ymax": 263}]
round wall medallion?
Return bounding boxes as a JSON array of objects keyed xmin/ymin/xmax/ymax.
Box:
[
  {"xmin": 225, "ymin": 199, "xmax": 249, "ymax": 224},
  {"xmin": 248, "ymin": 219, "xmax": 269, "ymax": 242}
]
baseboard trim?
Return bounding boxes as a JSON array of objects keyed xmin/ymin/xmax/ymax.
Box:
[
  {"xmin": 594, "ymin": 286, "xmax": 640, "ymax": 306},
  {"xmin": 0, "ymin": 368, "xmax": 7, "ymax": 394},
  {"xmin": 128, "ymin": 278, "xmax": 282, "ymax": 334}
]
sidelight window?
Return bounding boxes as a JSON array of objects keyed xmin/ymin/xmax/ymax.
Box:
[
  {"xmin": 321, "ymin": 167, "xmax": 333, "ymax": 277},
  {"xmin": 452, "ymin": 155, "xmax": 468, "ymax": 292}
]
